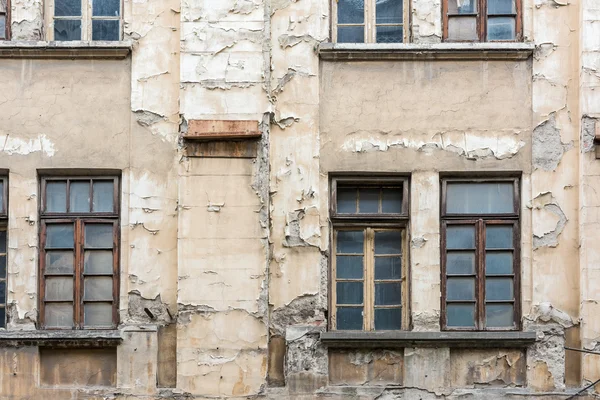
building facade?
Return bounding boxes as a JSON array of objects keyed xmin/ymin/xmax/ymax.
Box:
[{"xmin": 0, "ymin": 0, "xmax": 598, "ymax": 398}]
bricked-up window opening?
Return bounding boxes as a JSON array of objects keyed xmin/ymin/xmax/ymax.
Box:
[
  {"xmin": 443, "ymin": 0, "xmax": 522, "ymax": 41},
  {"xmin": 51, "ymin": 0, "xmax": 121, "ymax": 41},
  {"xmin": 330, "ymin": 177, "xmax": 409, "ymax": 331},
  {"xmin": 0, "ymin": 178, "xmax": 7, "ymax": 328},
  {"xmin": 39, "ymin": 176, "xmax": 119, "ymax": 329},
  {"xmin": 332, "ymin": 0, "xmax": 407, "ymax": 43},
  {"xmin": 441, "ymin": 178, "xmax": 520, "ymax": 331},
  {"xmin": 0, "ymin": 0, "xmax": 9, "ymax": 40}
]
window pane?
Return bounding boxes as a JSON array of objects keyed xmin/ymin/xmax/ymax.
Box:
[
  {"xmin": 375, "ymin": 256, "xmax": 402, "ymax": 279},
  {"xmin": 376, "ymin": 25, "xmax": 403, "ymax": 43},
  {"xmin": 446, "ymin": 183, "xmax": 514, "ymax": 214},
  {"xmin": 54, "ymin": 19, "xmax": 82, "ymax": 41},
  {"xmin": 0, "ymin": 255, "xmax": 5, "ymax": 277},
  {"xmin": 0, "ymin": 181, "xmax": 4, "ymax": 211},
  {"xmin": 0, "ymin": 307, "xmax": 4, "ymax": 328},
  {"xmin": 84, "ymin": 250, "xmax": 114, "ymax": 275},
  {"xmin": 446, "ymin": 226, "xmax": 475, "ymax": 249},
  {"xmin": 486, "ymin": 252, "xmax": 513, "ymax": 275},
  {"xmin": 382, "ymin": 188, "xmax": 403, "ymax": 213},
  {"xmin": 447, "ymin": 277, "xmax": 475, "ymax": 301},
  {"xmin": 85, "ymin": 224, "xmax": 114, "ymax": 248},
  {"xmin": 487, "ymin": 17, "xmax": 515, "ymax": 40},
  {"xmin": 93, "ymin": 0, "xmax": 120, "ymax": 16},
  {"xmin": 84, "ymin": 303, "xmax": 113, "ymax": 326},
  {"xmin": 46, "ymin": 224, "xmax": 74, "ymax": 248},
  {"xmin": 448, "ymin": 0, "xmax": 477, "ymax": 13},
  {"xmin": 376, "ymin": 0, "xmax": 402, "ymax": 23},
  {"xmin": 375, "ymin": 308, "xmax": 401, "ymax": 330},
  {"xmin": 93, "ymin": 181, "xmax": 115, "ymax": 212},
  {"xmin": 46, "ymin": 251, "xmax": 74, "ymax": 274},
  {"xmin": 447, "ymin": 251, "xmax": 475, "ymax": 274},
  {"xmin": 337, "ymin": 188, "xmax": 357, "ymax": 213},
  {"xmin": 45, "ymin": 303, "xmax": 73, "ymax": 328},
  {"xmin": 337, "ymin": 282, "xmax": 363, "ymax": 305},
  {"xmin": 336, "ymin": 307, "xmax": 363, "ymax": 330},
  {"xmin": 486, "ymin": 278, "xmax": 513, "ymax": 301},
  {"xmin": 70, "ymin": 181, "xmax": 90, "ymax": 212},
  {"xmin": 338, "ymin": 26, "xmax": 364, "ymax": 43},
  {"xmin": 358, "ymin": 189, "xmax": 379, "ymax": 213},
  {"xmin": 45, "ymin": 277, "xmax": 73, "ymax": 301},
  {"xmin": 447, "ymin": 16, "xmax": 478, "ymax": 41},
  {"xmin": 447, "ymin": 304, "xmax": 475, "ymax": 327},
  {"xmin": 92, "ymin": 20, "xmax": 120, "ymax": 41},
  {"xmin": 0, "ymin": 15, "xmax": 5, "ymax": 40},
  {"xmin": 55, "ymin": 0, "xmax": 81, "ymax": 16},
  {"xmin": 374, "ymin": 231, "xmax": 401, "ymax": 254},
  {"xmin": 46, "ymin": 182, "xmax": 67, "ymax": 213},
  {"xmin": 84, "ymin": 277, "xmax": 113, "ymax": 301},
  {"xmin": 0, "ymin": 281, "xmax": 5, "ymax": 301},
  {"xmin": 338, "ymin": 0, "xmax": 364, "ymax": 23},
  {"xmin": 488, "ymin": 0, "xmax": 514, "ymax": 14},
  {"xmin": 486, "ymin": 226, "xmax": 513, "ymax": 248},
  {"xmin": 337, "ymin": 230, "xmax": 363, "ymax": 254},
  {"xmin": 486, "ymin": 304, "xmax": 514, "ymax": 327},
  {"xmin": 375, "ymin": 282, "xmax": 401, "ymax": 305},
  {"xmin": 0, "ymin": 230, "xmax": 6, "ymax": 253},
  {"xmin": 336, "ymin": 256, "xmax": 363, "ymax": 279}
]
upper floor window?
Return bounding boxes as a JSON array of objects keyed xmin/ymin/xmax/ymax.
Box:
[
  {"xmin": 0, "ymin": 177, "xmax": 7, "ymax": 328},
  {"xmin": 333, "ymin": 0, "xmax": 406, "ymax": 43},
  {"xmin": 39, "ymin": 176, "xmax": 120, "ymax": 329},
  {"xmin": 441, "ymin": 178, "xmax": 520, "ymax": 331},
  {"xmin": 0, "ymin": 0, "xmax": 9, "ymax": 40},
  {"xmin": 442, "ymin": 0, "xmax": 521, "ymax": 41},
  {"xmin": 49, "ymin": 0, "xmax": 121, "ymax": 41}
]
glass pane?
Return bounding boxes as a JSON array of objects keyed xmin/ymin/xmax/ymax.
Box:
[
  {"xmin": 488, "ymin": 0, "xmax": 514, "ymax": 14},
  {"xmin": 447, "ymin": 16, "xmax": 478, "ymax": 41},
  {"xmin": 84, "ymin": 277, "xmax": 113, "ymax": 301},
  {"xmin": 0, "ymin": 16, "xmax": 5, "ymax": 40},
  {"xmin": 486, "ymin": 226, "xmax": 513, "ymax": 248},
  {"xmin": 446, "ymin": 226, "xmax": 475, "ymax": 249},
  {"xmin": 376, "ymin": 25, "xmax": 403, "ymax": 43},
  {"xmin": 375, "ymin": 308, "xmax": 402, "ymax": 330},
  {"xmin": 0, "ymin": 281, "xmax": 5, "ymax": 301},
  {"xmin": 447, "ymin": 304, "xmax": 475, "ymax": 327},
  {"xmin": 375, "ymin": 256, "xmax": 402, "ymax": 280},
  {"xmin": 486, "ymin": 278, "xmax": 513, "ymax": 301},
  {"xmin": 46, "ymin": 224, "xmax": 74, "ymax": 248},
  {"xmin": 338, "ymin": 26, "xmax": 365, "ymax": 43},
  {"xmin": 375, "ymin": 231, "xmax": 402, "ymax": 254},
  {"xmin": 486, "ymin": 252, "xmax": 513, "ymax": 275},
  {"xmin": 54, "ymin": 19, "xmax": 82, "ymax": 41},
  {"xmin": 69, "ymin": 181, "xmax": 90, "ymax": 212},
  {"xmin": 336, "ymin": 256, "xmax": 363, "ymax": 279},
  {"xmin": 45, "ymin": 303, "xmax": 73, "ymax": 327},
  {"xmin": 0, "ymin": 256, "xmax": 5, "ymax": 277},
  {"xmin": 338, "ymin": 0, "xmax": 364, "ymax": 23},
  {"xmin": 0, "ymin": 181, "xmax": 4, "ymax": 211},
  {"xmin": 0, "ymin": 230, "xmax": 6, "ymax": 253},
  {"xmin": 84, "ymin": 250, "xmax": 114, "ymax": 275},
  {"xmin": 448, "ymin": 0, "xmax": 477, "ymax": 13},
  {"xmin": 46, "ymin": 251, "xmax": 74, "ymax": 275},
  {"xmin": 382, "ymin": 188, "xmax": 403, "ymax": 213},
  {"xmin": 93, "ymin": 0, "xmax": 120, "ymax": 16},
  {"xmin": 93, "ymin": 181, "xmax": 115, "ymax": 212},
  {"xmin": 376, "ymin": 0, "xmax": 403, "ymax": 23},
  {"xmin": 84, "ymin": 303, "xmax": 113, "ymax": 326},
  {"xmin": 359, "ymin": 189, "xmax": 379, "ymax": 213},
  {"xmin": 85, "ymin": 224, "xmax": 114, "ymax": 248},
  {"xmin": 375, "ymin": 282, "xmax": 401, "ymax": 305},
  {"xmin": 336, "ymin": 282, "xmax": 363, "ymax": 305},
  {"xmin": 337, "ymin": 188, "xmax": 357, "ymax": 213},
  {"xmin": 337, "ymin": 230, "xmax": 364, "ymax": 254},
  {"xmin": 487, "ymin": 17, "xmax": 515, "ymax": 40},
  {"xmin": 447, "ymin": 251, "xmax": 475, "ymax": 274},
  {"xmin": 46, "ymin": 181, "xmax": 67, "ymax": 213},
  {"xmin": 337, "ymin": 307, "xmax": 363, "ymax": 330},
  {"xmin": 45, "ymin": 277, "xmax": 73, "ymax": 301},
  {"xmin": 92, "ymin": 20, "xmax": 120, "ymax": 41},
  {"xmin": 447, "ymin": 277, "xmax": 475, "ymax": 301},
  {"xmin": 446, "ymin": 183, "xmax": 514, "ymax": 214},
  {"xmin": 55, "ymin": 0, "xmax": 81, "ymax": 16},
  {"xmin": 0, "ymin": 307, "xmax": 5, "ymax": 328},
  {"xmin": 486, "ymin": 304, "xmax": 514, "ymax": 327}
]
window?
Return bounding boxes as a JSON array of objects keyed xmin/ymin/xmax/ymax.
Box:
[
  {"xmin": 441, "ymin": 178, "xmax": 520, "ymax": 331},
  {"xmin": 49, "ymin": 0, "xmax": 121, "ymax": 41},
  {"xmin": 39, "ymin": 176, "xmax": 119, "ymax": 329},
  {"xmin": 442, "ymin": 0, "xmax": 521, "ymax": 41},
  {"xmin": 333, "ymin": 0, "xmax": 406, "ymax": 43},
  {"xmin": 330, "ymin": 177, "xmax": 409, "ymax": 331},
  {"xmin": 0, "ymin": 178, "xmax": 7, "ymax": 328},
  {"xmin": 0, "ymin": 0, "xmax": 9, "ymax": 40}
]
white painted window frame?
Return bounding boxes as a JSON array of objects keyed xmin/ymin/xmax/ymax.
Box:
[{"xmin": 45, "ymin": 0, "xmax": 122, "ymax": 41}]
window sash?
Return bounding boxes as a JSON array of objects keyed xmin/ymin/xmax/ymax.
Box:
[
  {"xmin": 46, "ymin": 0, "xmax": 122, "ymax": 41},
  {"xmin": 332, "ymin": 0, "xmax": 409, "ymax": 43},
  {"xmin": 441, "ymin": 178, "xmax": 520, "ymax": 218},
  {"xmin": 41, "ymin": 176, "xmax": 119, "ymax": 217}
]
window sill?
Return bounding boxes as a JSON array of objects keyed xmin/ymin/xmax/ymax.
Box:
[
  {"xmin": 318, "ymin": 42, "xmax": 535, "ymax": 61},
  {"xmin": 0, "ymin": 41, "xmax": 132, "ymax": 59},
  {"xmin": 320, "ymin": 331, "xmax": 537, "ymax": 348},
  {"xmin": 0, "ymin": 329, "xmax": 122, "ymax": 347}
]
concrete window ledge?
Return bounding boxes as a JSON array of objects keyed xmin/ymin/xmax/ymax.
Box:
[
  {"xmin": 0, "ymin": 330, "xmax": 122, "ymax": 348},
  {"xmin": 318, "ymin": 42, "xmax": 535, "ymax": 61},
  {"xmin": 320, "ymin": 331, "xmax": 537, "ymax": 348},
  {"xmin": 0, "ymin": 41, "xmax": 132, "ymax": 59}
]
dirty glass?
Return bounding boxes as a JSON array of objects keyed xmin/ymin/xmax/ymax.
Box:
[
  {"xmin": 375, "ymin": 308, "xmax": 401, "ymax": 330},
  {"xmin": 446, "ymin": 182, "xmax": 514, "ymax": 214},
  {"xmin": 447, "ymin": 16, "xmax": 478, "ymax": 41},
  {"xmin": 55, "ymin": 0, "xmax": 81, "ymax": 16},
  {"xmin": 0, "ymin": 281, "xmax": 4, "ymax": 303},
  {"xmin": 45, "ymin": 277, "xmax": 74, "ymax": 301},
  {"xmin": 446, "ymin": 304, "xmax": 475, "ymax": 327},
  {"xmin": 376, "ymin": 26, "xmax": 403, "ymax": 43},
  {"xmin": 485, "ymin": 278, "xmax": 513, "ymax": 301},
  {"xmin": 70, "ymin": 181, "xmax": 90, "ymax": 212},
  {"xmin": 382, "ymin": 188, "xmax": 402, "ymax": 213},
  {"xmin": 336, "ymin": 256, "xmax": 363, "ymax": 279},
  {"xmin": 84, "ymin": 250, "xmax": 113, "ymax": 275},
  {"xmin": 337, "ymin": 307, "xmax": 363, "ymax": 330},
  {"xmin": 447, "ymin": 252, "xmax": 475, "ymax": 274},
  {"xmin": 0, "ymin": 308, "xmax": 4, "ymax": 328},
  {"xmin": 485, "ymin": 226, "xmax": 512, "ymax": 248},
  {"xmin": 46, "ymin": 181, "xmax": 67, "ymax": 213},
  {"xmin": 375, "ymin": 256, "xmax": 402, "ymax": 279},
  {"xmin": 93, "ymin": 0, "xmax": 120, "ymax": 16},
  {"xmin": 84, "ymin": 277, "xmax": 113, "ymax": 301},
  {"xmin": 337, "ymin": 188, "xmax": 357, "ymax": 213},
  {"xmin": 337, "ymin": 282, "xmax": 363, "ymax": 304},
  {"xmin": 85, "ymin": 224, "xmax": 113, "ymax": 248},
  {"xmin": 93, "ymin": 181, "xmax": 114, "ymax": 212},
  {"xmin": 488, "ymin": 0, "xmax": 514, "ymax": 14},
  {"xmin": 486, "ymin": 304, "xmax": 513, "ymax": 327},
  {"xmin": 45, "ymin": 303, "xmax": 73, "ymax": 327},
  {"xmin": 446, "ymin": 226, "xmax": 475, "ymax": 249},
  {"xmin": 358, "ymin": 189, "xmax": 379, "ymax": 213},
  {"xmin": 374, "ymin": 231, "xmax": 401, "ymax": 254},
  {"xmin": 376, "ymin": 0, "xmax": 402, "ymax": 23},
  {"xmin": 448, "ymin": 0, "xmax": 477, "ymax": 13},
  {"xmin": 0, "ymin": 255, "xmax": 5, "ymax": 278},
  {"xmin": 84, "ymin": 303, "xmax": 113, "ymax": 326},
  {"xmin": 46, "ymin": 251, "xmax": 75, "ymax": 274},
  {"xmin": 0, "ymin": 181, "xmax": 3, "ymax": 210},
  {"xmin": 46, "ymin": 224, "xmax": 74, "ymax": 248},
  {"xmin": 54, "ymin": 19, "xmax": 82, "ymax": 41},
  {"xmin": 487, "ymin": 17, "xmax": 515, "ymax": 40},
  {"xmin": 447, "ymin": 278, "xmax": 475, "ymax": 301},
  {"xmin": 92, "ymin": 20, "xmax": 120, "ymax": 41},
  {"xmin": 338, "ymin": 0, "xmax": 364, "ymax": 23},
  {"xmin": 337, "ymin": 26, "xmax": 364, "ymax": 43},
  {"xmin": 0, "ymin": 15, "xmax": 5, "ymax": 40},
  {"xmin": 375, "ymin": 283, "xmax": 401, "ymax": 305},
  {"xmin": 337, "ymin": 230, "xmax": 364, "ymax": 254},
  {"xmin": 485, "ymin": 252, "xmax": 513, "ymax": 274},
  {"xmin": 0, "ymin": 230, "xmax": 6, "ymax": 253}
]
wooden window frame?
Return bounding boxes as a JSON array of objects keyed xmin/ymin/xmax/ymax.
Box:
[
  {"xmin": 45, "ymin": 0, "xmax": 122, "ymax": 41},
  {"xmin": 329, "ymin": 176, "xmax": 410, "ymax": 331},
  {"xmin": 331, "ymin": 0, "xmax": 410, "ymax": 44},
  {"xmin": 39, "ymin": 176, "xmax": 120, "ymax": 330},
  {"xmin": 0, "ymin": 0, "xmax": 10, "ymax": 40},
  {"xmin": 440, "ymin": 177, "xmax": 521, "ymax": 331},
  {"xmin": 442, "ymin": 0, "xmax": 522, "ymax": 42},
  {"xmin": 0, "ymin": 177, "xmax": 7, "ymax": 328}
]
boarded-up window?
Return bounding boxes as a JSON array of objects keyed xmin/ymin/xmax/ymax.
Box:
[{"xmin": 0, "ymin": 0, "xmax": 9, "ymax": 40}]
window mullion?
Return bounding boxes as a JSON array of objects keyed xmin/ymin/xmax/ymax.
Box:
[
  {"xmin": 365, "ymin": 228, "xmax": 374, "ymax": 330},
  {"xmin": 74, "ymin": 219, "xmax": 83, "ymax": 328},
  {"xmin": 479, "ymin": 0, "xmax": 487, "ymax": 41},
  {"xmin": 476, "ymin": 219, "xmax": 485, "ymax": 329}
]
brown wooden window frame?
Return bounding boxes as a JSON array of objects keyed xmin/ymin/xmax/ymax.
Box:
[
  {"xmin": 440, "ymin": 177, "xmax": 521, "ymax": 331},
  {"xmin": 329, "ymin": 176, "xmax": 410, "ymax": 331},
  {"xmin": 0, "ymin": 177, "xmax": 7, "ymax": 328},
  {"xmin": 39, "ymin": 176, "xmax": 120, "ymax": 330},
  {"xmin": 0, "ymin": 0, "xmax": 10, "ymax": 40}
]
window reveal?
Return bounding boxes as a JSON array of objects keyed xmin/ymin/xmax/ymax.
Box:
[
  {"xmin": 334, "ymin": 0, "xmax": 406, "ymax": 43},
  {"xmin": 443, "ymin": 0, "xmax": 521, "ymax": 41}
]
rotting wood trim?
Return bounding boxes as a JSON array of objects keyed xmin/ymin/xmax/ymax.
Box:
[
  {"xmin": 183, "ymin": 120, "xmax": 261, "ymax": 141},
  {"xmin": 0, "ymin": 329, "xmax": 122, "ymax": 347}
]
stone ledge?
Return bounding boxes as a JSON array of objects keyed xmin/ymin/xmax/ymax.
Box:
[
  {"xmin": 0, "ymin": 330, "xmax": 122, "ymax": 347},
  {"xmin": 320, "ymin": 331, "xmax": 537, "ymax": 348},
  {"xmin": 318, "ymin": 42, "xmax": 535, "ymax": 61},
  {"xmin": 0, "ymin": 41, "xmax": 132, "ymax": 59}
]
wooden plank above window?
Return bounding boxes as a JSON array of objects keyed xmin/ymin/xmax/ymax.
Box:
[{"xmin": 183, "ymin": 120, "xmax": 261, "ymax": 141}]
